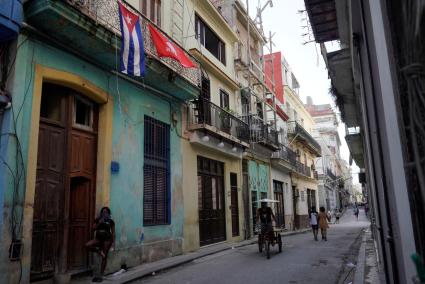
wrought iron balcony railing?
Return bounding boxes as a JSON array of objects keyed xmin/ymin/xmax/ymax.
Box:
[
  {"xmin": 65, "ymin": 0, "xmax": 200, "ymax": 87},
  {"xmin": 287, "ymin": 121, "xmax": 321, "ymax": 155},
  {"xmin": 295, "ymin": 161, "xmax": 312, "ymax": 177},
  {"xmin": 240, "ymin": 114, "xmax": 279, "ymax": 148},
  {"xmin": 272, "ymin": 145, "xmax": 297, "ymax": 165},
  {"xmin": 188, "ymin": 99, "xmax": 250, "ymax": 144},
  {"xmin": 327, "ymin": 168, "xmax": 337, "ymax": 180}
]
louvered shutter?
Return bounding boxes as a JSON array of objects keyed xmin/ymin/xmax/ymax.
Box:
[
  {"xmin": 143, "ymin": 165, "xmax": 154, "ymax": 225},
  {"xmin": 143, "ymin": 116, "xmax": 170, "ymax": 226}
]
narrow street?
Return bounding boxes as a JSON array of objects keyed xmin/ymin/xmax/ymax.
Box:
[{"xmin": 135, "ymin": 210, "xmax": 369, "ymax": 284}]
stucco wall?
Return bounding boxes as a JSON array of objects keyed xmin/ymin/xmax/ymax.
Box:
[
  {"xmin": 183, "ymin": 0, "xmax": 237, "ymax": 79},
  {"xmin": 0, "ymin": 37, "xmax": 186, "ymax": 282},
  {"xmin": 181, "ymin": 141, "xmax": 244, "ymax": 253},
  {"xmin": 270, "ymin": 166, "xmax": 293, "ymax": 230}
]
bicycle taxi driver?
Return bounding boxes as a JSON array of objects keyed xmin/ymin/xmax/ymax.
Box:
[{"xmin": 257, "ymin": 201, "xmax": 277, "ymax": 239}]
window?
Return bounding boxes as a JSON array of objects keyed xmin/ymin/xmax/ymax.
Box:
[
  {"xmin": 73, "ymin": 97, "xmax": 93, "ymax": 129},
  {"xmin": 220, "ymin": 89, "xmax": 229, "ymax": 109},
  {"xmin": 241, "ymin": 91, "xmax": 250, "ymax": 116},
  {"xmin": 195, "ymin": 15, "xmax": 226, "ymax": 65},
  {"xmin": 201, "ymin": 75, "xmax": 210, "ymax": 100},
  {"xmin": 144, "ymin": 116, "xmax": 170, "ymax": 225},
  {"xmin": 140, "ymin": 0, "xmax": 161, "ymax": 26},
  {"xmin": 40, "ymin": 91, "xmax": 62, "ymax": 122},
  {"xmin": 256, "ymin": 101, "xmax": 263, "ymax": 119}
]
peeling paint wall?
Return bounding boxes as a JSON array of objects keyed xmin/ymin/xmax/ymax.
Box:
[{"xmin": 0, "ymin": 36, "xmax": 186, "ymax": 282}]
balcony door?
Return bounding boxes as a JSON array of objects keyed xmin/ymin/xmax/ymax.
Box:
[{"xmin": 197, "ymin": 75, "xmax": 211, "ymax": 124}]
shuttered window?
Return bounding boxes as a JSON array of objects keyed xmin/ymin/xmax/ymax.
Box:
[{"xmin": 143, "ymin": 116, "xmax": 170, "ymax": 226}]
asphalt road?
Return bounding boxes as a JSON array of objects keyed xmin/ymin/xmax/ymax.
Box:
[{"xmin": 135, "ymin": 209, "xmax": 369, "ymax": 284}]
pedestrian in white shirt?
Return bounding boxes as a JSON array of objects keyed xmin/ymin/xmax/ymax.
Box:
[{"xmin": 310, "ymin": 206, "xmax": 319, "ymax": 241}]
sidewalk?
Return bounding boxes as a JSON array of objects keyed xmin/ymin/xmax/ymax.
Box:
[
  {"xmin": 72, "ymin": 228, "xmax": 311, "ymax": 283},
  {"xmin": 353, "ymin": 217, "xmax": 384, "ymax": 283}
]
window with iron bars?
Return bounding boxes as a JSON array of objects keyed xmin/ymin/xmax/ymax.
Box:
[{"xmin": 143, "ymin": 116, "xmax": 170, "ymax": 226}]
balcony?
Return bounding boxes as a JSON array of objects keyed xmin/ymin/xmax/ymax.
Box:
[
  {"xmin": 25, "ymin": 0, "xmax": 201, "ymax": 100},
  {"xmin": 234, "ymin": 42, "xmax": 265, "ymax": 85},
  {"xmin": 188, "ymin": 99, "xmax": 250, "ymax": 146},
  {"xmin": 295, "ymin": 161, "xmax": 312, "ymax": 178},
  {"xmin": 345, "ymin": 126, "xmax": 365, "ymax": 168},
  {"xmin": 327, "ymin": 168, "xmax": 337, "ymax": 181},
  {"xmin": 234, "ymin": 42, "xmax": 249, "ymax": 67},
  {"xmin": 272, "ymin": 146, "xmax": 297, "ymax": 164},
  {"xmin": 271, "ymin": 146, "xmax": 318, "ymax": 179},
  {"xmin": 287, "ymin": 121, "xmax": 321, "ymax": 156},
  {"xmin": 241, "ymin": 114, "xmax": 280, "ymax": 151}
]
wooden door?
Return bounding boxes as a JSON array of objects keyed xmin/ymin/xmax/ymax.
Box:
[
  {"xmin": 273, "ymin": 180, "xmax": 285, "ymax": 227},
  {"xmin": 67, "ymin": 98, "xmax": 98, "ymax": 270},
  {"xmin": 31, "ymin": 87, "xmax": 67, "ymax": 281},
  {"xmin": 251, "ymin": 190, "xmax": 257, "ymax": 233},
  {"xmin": 31, "ymin": 123, "xmax": 66, "ymax": 280},
  {"xmin": 292, "ymin": 186, "xmax": 298, "ymax": 229},
  {"xmin": 198, "ymin": 157, "xmax": 226, "ymax": 246},
  {"xmin": 230, "ymin": 173, "xmax": 239, "ymax": 237},
  {"xmin": 68, "ymin": 177, "xmax": 92, "ymax": 270},
  {"xmin": 307, "ymin": 189, "xmax": 312, "ymax": 217},
  {"xmin": 31, "ymin": 84, "xmax": 97, "ymax": 280},
  {"xmin": 242, "ymin": 160, "xmax": 250, "ymax": 239}
]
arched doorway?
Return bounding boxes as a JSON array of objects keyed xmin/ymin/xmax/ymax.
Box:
[{"xmin": 30, "ymin": 83, "xmax": 98, "ymax": 281}]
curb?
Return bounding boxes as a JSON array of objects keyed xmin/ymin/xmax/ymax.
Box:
[
  {"xmin": 103, "ymin": 228, "xmax": 312, "ymax": 283},
  {"xmin": 353, "ymin": 232, "xmax": 367, "ymax": 284}
]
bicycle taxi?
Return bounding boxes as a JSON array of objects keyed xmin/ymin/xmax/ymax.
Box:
[{"xmin": 255, "ymin": 199, "xmax": 283, "ymax": 259}]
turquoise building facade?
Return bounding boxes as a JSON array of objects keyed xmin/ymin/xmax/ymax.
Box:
[{"xmin": 0, "ymin": 1, "xmax": 200, "ymax": 282}]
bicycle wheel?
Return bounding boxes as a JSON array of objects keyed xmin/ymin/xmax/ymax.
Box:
[{"xmin": 278, "ymin": 234, "xmax": 282, "ymax": 253}]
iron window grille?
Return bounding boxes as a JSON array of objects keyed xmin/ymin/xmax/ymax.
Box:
[{"xmin": 143, "ymin": 116, "xmax": 170, "ymax": 226}]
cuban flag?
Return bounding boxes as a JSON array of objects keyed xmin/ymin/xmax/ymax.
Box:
[{"xmin": 118, "ymin": 2, "xmax": 145, "ymax": 76}]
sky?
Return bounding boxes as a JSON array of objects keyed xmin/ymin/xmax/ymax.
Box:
[{"xmin": 246, "ymin": 0, "xmax": 360, "ymax": 183}]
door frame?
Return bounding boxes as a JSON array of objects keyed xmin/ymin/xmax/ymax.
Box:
[
  {"xmin": 22, "ymin": 65, "xmax": 113, "ymax": 281},
  {"xmin": 197, "ymin": 156, "xmax": 226, "ymax": 246}
]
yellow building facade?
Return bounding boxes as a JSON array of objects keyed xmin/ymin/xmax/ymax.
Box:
[
  {"xmin": 285, "ymin": 86, "xmax": 321, "ymax": 229},
  {"xmin": 163, "ymin": 0, "xmax": 247, "ymax": 252}
]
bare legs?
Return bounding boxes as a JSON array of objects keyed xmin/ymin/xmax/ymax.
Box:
[
  {"xmin": 320, "ymin": 229, "xmax": 327, "ymax": 241},
  {"xmin": 313, "ymin": 228, "xmax": 318, "ymax": 241},
  {"xmin": 86, "ymin": 239, "xmax": 113, "ymax": 280},
  {"xmin": 100, "ymin": 240, "xmax": 113, "ymax": 275}
]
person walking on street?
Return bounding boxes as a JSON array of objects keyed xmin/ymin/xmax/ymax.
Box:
[
  {"xmin": 335, "ymin": 209, "xmax": 341, "ymax": 224},
  {"xmin": 310, "ymin": 206, "xmax": 319, "ymax": 241},
  {"xmin": 318, "ymin": 206, "xmax": 330, "ymax": 241},
  {"xmin": 354, "ymin": 206, "xmax": 359, "ymax": 220}
]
